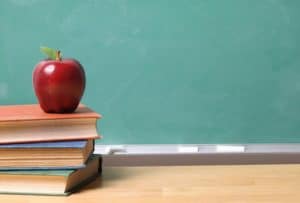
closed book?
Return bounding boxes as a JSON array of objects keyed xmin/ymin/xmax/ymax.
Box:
[
  {"xmin": 0, "ymin": 104, "xmax": 101, "ymax": 144},
  {"xmin": 0, "ymin": 140, "xmax": 94, "ymax": 170},
  {"xmin": 0, "ymin": 155, "xmax": 101, "ymax": 196}
]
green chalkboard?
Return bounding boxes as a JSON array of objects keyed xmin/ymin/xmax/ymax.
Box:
[{"xmin": 1, "ymin": 0, "xmax": 300, "ymax": 144}]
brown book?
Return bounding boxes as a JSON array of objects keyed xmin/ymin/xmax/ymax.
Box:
[{"xmin": 0, "ymin": 104, "xmax": 101, "ymax": 144}]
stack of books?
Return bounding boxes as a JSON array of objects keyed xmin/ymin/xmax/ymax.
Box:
[{"xmin": 0, "ymin": 104, "xmax": 102, "ymax": 196}]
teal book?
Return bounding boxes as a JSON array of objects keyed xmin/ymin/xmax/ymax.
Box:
[
  {"xmin": 0, "ymin": 155, "xmax": 101, "ymax": 196},
  {"xmin": 0, "ymin": 140, "xmax": 94, "ymax": 170}
]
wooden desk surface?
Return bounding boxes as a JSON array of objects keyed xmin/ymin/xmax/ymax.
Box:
[{"xmin": 1, "ymin": 164, "xmax": 300, "ymax": 203}]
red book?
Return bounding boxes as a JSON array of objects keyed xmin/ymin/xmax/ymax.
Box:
[{"xmin": 0, "ymin": 104, "xmax": 101, "ymax": 144}]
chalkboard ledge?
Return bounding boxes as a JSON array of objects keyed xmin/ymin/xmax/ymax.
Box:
[{"xmin": 94, "ymin": 144, "xmax": 300, "ymax": 166}]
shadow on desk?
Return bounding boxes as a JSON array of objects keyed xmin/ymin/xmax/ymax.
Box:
[{"xmin": 82, "ymin": 167, "xmax": 150, "ymax": 191}]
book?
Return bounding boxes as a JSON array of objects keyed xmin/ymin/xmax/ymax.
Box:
[
  {"xmin": 0, "ymin": 155, "xmax": 101, "ymax": 196},
  {"xmin": 0, "ymin": 104, "xmax": 101, "ymax": 144},
  {"xmin": 0, "ymin": 140, "xmax": 94, "ymax": 170}
]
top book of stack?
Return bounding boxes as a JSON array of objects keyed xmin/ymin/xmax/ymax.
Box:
[{"xmin": 0, "ymin": 104, "xmax": 101, "ymax": 144}]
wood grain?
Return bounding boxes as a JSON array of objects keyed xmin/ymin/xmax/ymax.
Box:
[{"xmin": 1, "ymin": 164, "xmax": 300, "ymax": 202}]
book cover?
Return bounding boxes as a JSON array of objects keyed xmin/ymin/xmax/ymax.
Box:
[
  {"xmin": 0, "ymin": 140, "xmax": 90, "ymax": 149},
  {"xmin": 0, "ymin": 140, "xmax": 94, "ymax": 170},
  {"xmin": 0, "ymin": 104, "xmax": 101, "ymax": 122},
  {"xmin": 0, "ymin": 104, "xmax": 102, "ymax": 144},
  {"xmin": 0, "ymin": 155, "xmax": 102, "ymax": 196}
]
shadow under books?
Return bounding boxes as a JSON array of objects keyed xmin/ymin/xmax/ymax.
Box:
[{"xmin": 79, "ymin": 167, "xmax": 148, "ymax": 190}]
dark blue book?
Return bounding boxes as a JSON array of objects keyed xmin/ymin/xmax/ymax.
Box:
[
  {"xmin": 0, "ymin": 155, "xmax": 101, "ymax": 195},
  {"xmin": 0, "ymin": 140, "xmax": 94, "ymax": 170}
]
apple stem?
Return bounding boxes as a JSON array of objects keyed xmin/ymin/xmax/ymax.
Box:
[{"xmin": 56, "ymin": 50, "xmax": 62, "ymax": 61}]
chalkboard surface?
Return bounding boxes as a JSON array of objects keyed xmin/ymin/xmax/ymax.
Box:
[{"xmin": 1, "ymin": 0, "xmax": 300, "ymax": 144}]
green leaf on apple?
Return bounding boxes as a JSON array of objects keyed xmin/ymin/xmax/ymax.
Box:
[{"xmin": 40, "ymin": 46, "xmax": 57, "ymax": 60}]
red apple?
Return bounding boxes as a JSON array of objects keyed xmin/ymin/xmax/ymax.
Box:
[{"xmin": 33, "ymin": 48, "xmax": 85, "ymax": 113}]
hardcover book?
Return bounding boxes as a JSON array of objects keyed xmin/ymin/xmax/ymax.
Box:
[
  {"xmin": 0, "ymin": 104, "xmax": 102, "ymax": 144},
  {"xmin": 0, "ymin": 155, "xmax": 101, "ymax": 196},
  {"xmin": 0, "ymin": 140, "xmax": 94, "ymax": 170}
]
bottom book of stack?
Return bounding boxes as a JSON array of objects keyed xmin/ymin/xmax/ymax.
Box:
[{"xmin": 0, "ymin": 155, "xmax": 102, "ymax": 196}]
